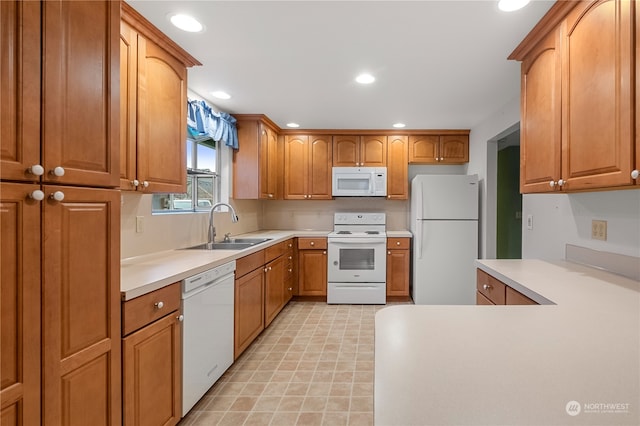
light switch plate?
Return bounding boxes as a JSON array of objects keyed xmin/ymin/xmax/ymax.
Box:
[
  {"xmin": 136, "ymin": 216, "xmax": 144, "ymax": 233},
  {"xmin": 526, "ymin": 214, "xmax": 533, "ymax": 230}
]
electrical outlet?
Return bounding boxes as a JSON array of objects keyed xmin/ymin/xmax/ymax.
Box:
[
  {"xmin": 136, "ymin": 216, "xmax": 144, "ymax": 233},
  {"xmin": 526, "ymin": 214, "xmax": 533, "ymax": 230},
  {"xmin": 591, "ymin": 220, "xmax": 607, "ymax": 241}
]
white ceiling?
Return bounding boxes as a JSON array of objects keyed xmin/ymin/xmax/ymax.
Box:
[{"xmin": 127, "ymin": 0, "xmax": 554, "ymax": 130}]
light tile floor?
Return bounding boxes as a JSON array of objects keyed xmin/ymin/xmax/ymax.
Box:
[{"xmin": 179, "ymin": 301, "xmax": 389, "ymax": 426}]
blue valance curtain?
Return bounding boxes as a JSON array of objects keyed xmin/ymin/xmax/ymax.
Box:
[{"xmin": 187, "ymin": 98, "xmax": 239, "ymax": 149}]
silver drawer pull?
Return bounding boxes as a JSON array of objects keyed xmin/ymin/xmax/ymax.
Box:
[
  {"xmin": 155, "ymin": 301, "xmax": 164, "ymax": 310},
  {"xmin": 483, "ymin": 284, "xmax": 491, "ymax": 291}
]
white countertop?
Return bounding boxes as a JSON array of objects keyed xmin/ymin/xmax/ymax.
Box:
[
  {"xmin": 374, "ymin": 259, "xmax": 640, "ymax": 425},
  {"xmin": 121, "ymin": 230, "xmax": 328, "ymax": 300}
]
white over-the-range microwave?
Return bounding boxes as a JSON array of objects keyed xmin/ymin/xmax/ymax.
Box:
[{"xmin": 331, "ymin": 167, "xmax": 387, "ymax": 197}]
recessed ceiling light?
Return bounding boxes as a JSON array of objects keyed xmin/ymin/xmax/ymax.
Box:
[
  {"xmin": 286, "ymin": 123, "xmax": 300, "ymax": 128},
  {"xmin": 393, "ymin": 123, "xmax": 406, "ymax": 128},
  {"xmin": 169, "ymin": 14, "xmax": 204, "ymax": 32},
  {"xmin": 497, "ymin": 0, "xmax": 530, "ymax": 12},
  {"xmin": 211, "ymin": 91, "xmax": 231, "ymax": 100},
  {"xmin": 355, "ymin": 73, "xmax": 375, "ymax": 84}
]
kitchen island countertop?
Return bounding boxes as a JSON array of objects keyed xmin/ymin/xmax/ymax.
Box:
[{"xmin": 375, "ymin": 259, "xmax": 639, "ymax": 425}]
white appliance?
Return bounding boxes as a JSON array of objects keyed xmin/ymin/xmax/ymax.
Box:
[
  {"xmin": 327, "ymin": 212, "xmax": 387, "ymax": 304},
  {"xmin": 410, "ymin": 174, "xmax": 479, "ymax": 305},
  {"xmin": 181, "ymin": 260, "xmax": 235, "ymax": 416},
  {"xmin": 332, "ymin": 167, "xmax": 387, "ymax": 197}
]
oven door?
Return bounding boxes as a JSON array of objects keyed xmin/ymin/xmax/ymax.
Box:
[{"xmin": 327, "ymin": 237, "xmax": 386, "ymax": 283}]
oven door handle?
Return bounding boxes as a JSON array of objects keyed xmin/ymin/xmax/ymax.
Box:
[{"xmin": 328, "ymin": 237, "xmax": 387, "ymax": 244}]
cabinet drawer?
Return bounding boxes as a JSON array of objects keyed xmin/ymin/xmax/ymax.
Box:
[
  {"xmin": 506, "ymin": 286, "xmax": 538, "ymax": 305},
  {"xmin": 236, "ymin": 249, "xmax": 265, "ymax": 279},
  {"xmin": 122, "ymin": 282, "xmax": 181, "ymax": 336},
  {"xmin": 265, "ymin": 241, "xmax": 287, "ymax": 263},
  {"xmin": 387, "ymin": 237, "xmax": 410, "ymax": 249},
  {"xmin": 476, "ymin": 291, "xmax": 494, "ymax": 305},
  {"xmin": 476, "ymin": 269, "xmax": 506, "ymax": 305},
  {"xmin": 298, "ymin": 237, "xmax": 327, "ymax": 250}
]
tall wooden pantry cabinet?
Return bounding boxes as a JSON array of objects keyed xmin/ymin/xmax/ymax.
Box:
[{"xmin": 1, "ymin": 1, "xmax": 121, "ymax": 425}]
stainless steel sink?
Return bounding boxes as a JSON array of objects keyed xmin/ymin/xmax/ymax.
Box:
[{"xmin": 182, "ymin": 238, "xmax": 272, "ymax": 250}]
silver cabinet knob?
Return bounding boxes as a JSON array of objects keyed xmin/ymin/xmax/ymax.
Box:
[
  {"xmin": 632, "ymin": 170, "xmax": 639, "ymax": 180},
  {"xmin": 288, "ymin": 287, "xmax": 292, "ymax": 291},
  {"xmin": 483, "ymin": 284, "xmax": 491, "ymax": 291},
  {"xmin": 177, "ymin": 314, "xmax": 184, "ymax": 322},
  {"xmin": 549, "ymin": 180, "xmax": 556, "ymax": 188},
  {"xmin": 264, "ymin": 267, "xmax": 268, "ymax": 273},
  {"xmin": 308, "ymin": 195, "xmax": 312, "ymax": 199},
  {"xmin": 142, "ymin": 181, "xmax": 149, "ymax": 188},
  {"xmin": 50, "ymin": 191, "xmax": 64, "ymax": 201},
  {"xmin": 29, "ymin": 190, "xmax": 45, "ymax": 201},
  {"xmin": 387, "ymin": 251, "xmax": 391, "ymax": 255},
  {"xmin": 322, "ymin": 250, "xmax": 327, "ymax": 255},
  {"xmin": 268, "ymin": 266, "xmax": 272, "ymax": 271},
  {"xmin": 155, "ymin": 301, "xmax": 164, "ymax": 310},
  {"xmin": 557, "ymin": 179, "xmax": 564, "ymax": 187},
  {"xmin": 28, "ymin": 164, "xmax": 44, "ymax": 176},
  {"xmin": 268, "ymin": 194, "xmax": 274, "ymax": 198},
  {"xmin": 310, "ymin": 241, "xmax": 315, "ymax": 246},
  {"xmin": 51, "ymin": 166, "xmax": 65, "ymax": 177},
  {"xmin": 132, "ymin": 179, "xmax": 140, "ymax": 187},
  {"xmin": 288, "ymin": 268, "xmax": 292, "ymax": 273},
  {"xmin": 396, "ymin": 241, "xmax": 401, "ymax": 246}
]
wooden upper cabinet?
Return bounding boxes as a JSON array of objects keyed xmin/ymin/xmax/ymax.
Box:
[
  {"xmin": 233, "ymin": 116, "xmax": 280, "ymax": 199},
  {"xmin": 120, "ymin": 3, "xmax": 200, "ymax": 193},
  {"xmin": 386, "ymin": 136, "xmax": 408, "ymax": 199},
  {"xmin": 636, "ymin": 4, "xmax": 640, "ymax": 186},
  {"xmin": 42, "ymin": 1, "xmax": 120, "ymax": 188},
  {"xmin": 42, "ymin": 186, "xmax": 121, "ymax": 425},
  {"xmin": 408, "ymin": 134, "xmax": 469, "ymax": 164},
  {"xmin": 0, "ymin": 182, "xmax": 41, "ymax": 425},
  {"xmin": 333, "ymin": 135, "xmax": 387, "ymax": 166},
  {"xmin": 0, "ymin": 1, "xmax": 41, "ymax": 183},
  {"xmin": 284, "ymin": 134, "xmax": 332, "ymax": 200},
  {"xmin": 520, "ymin": 29, "xmax": 562, "ymax": 193},
  {"xmin": 560, "ymin": 0, "xmax": 633, "ymax": 190}
]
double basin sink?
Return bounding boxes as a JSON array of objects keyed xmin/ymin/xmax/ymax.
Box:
[{"xmin": 183, "ymin": 237, "xmax": 272, "ymax": 250}]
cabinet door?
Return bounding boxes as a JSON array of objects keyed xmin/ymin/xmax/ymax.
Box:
[
  {"xmin": 265, "ymin": 256, "xmax": 286, "ymax": 327},
  {"xmin": 298, "ymin": 249, "xmax": 327, "ymax": 296},
  {"xmin": 123, "ymin": 312, "xmax": 182, "ymax": 426},
  {"xmin": 284, "ymin": 135, "xmax": 309, "ymax": 199},
  {"xmin": 0, "ymin": 1, "xmax": 41, "ymax": 183},
  {"xmin": 137, "ymin": 34, "xmax": 187, "ymax": 193},
  {"xmin": 234, "ymin": 268, "xmax": 264, "ymax": 359},
  {"xmin": 561, "ymin": 0, "xmax": 633, "ymax": 190},
  {"xmin": 386, "ymin": 136, "xmax": 408, "ymax": 200},
  {"xmin": 333, "ymin": 135, "xmax": 359, "ymax": 166},
  {"xmin": 361, "ymin": 136, "xmax": 387, "ymax": 166},
  {"xmin": 119, "ymin": 21, "xmax": 138, "ymax": 190},
  {"xmin": 308, "ymin": 135, "xmax": 332, "ymax": 199},
  {"xmin": 0, "ymin": 183, "xmax": 41, "ymax": 425},
  {"xmin": 41, "ymin": 0, "xmax": 119, "ymax": 188},
  {"xmin": 440, "ymin": 135, "xmax": 469, "ymax": 164},
  {"xmin": 42, "ymin": 186, "xmax": 121, "ymax": 425},
  {"xmin": 260, "ymin": 125, "xmax": 278, "ymax": 199},
  {"xmin": 386, "ymin": 249, "xmax": 409, "ymax": 297},
  {"xmin": 505, "ymin": 287, "xmax": 537, "ymax": 305},
  {"xmin": 520, "ymin": 29, "xmax": 562, "ymax": 193},
  {"xmin": 408, "ymin": 135, "xmax": 439, "ymax": 163}
]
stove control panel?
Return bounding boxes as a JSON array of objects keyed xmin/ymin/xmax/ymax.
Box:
[{"xmin": 334, "ymin": 212, "xmax": 386, "ymax": 225}]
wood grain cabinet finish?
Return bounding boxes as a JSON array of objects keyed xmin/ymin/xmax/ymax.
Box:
[
  {"xmin": 512, "ymin": 0, "xmax": 636, "ymax": 192},
  {"xmin": 386, "ymin": 238, "xmax": 410, "ymax": 297},
  {"xmin": 265, "ymin": 239, "xmax": 295, "ymax": 326},
  {"xmin": 42, "ymin": 186, "xmax": 121, "ymax": 425},
  {"xmin": 476, "ymin": 269, "xmax": 539, "ymax": 306},
  {"xmin": 505, "ymin": 286, "xmax": 537, "ymax": 305},
  {"xmin": 297, "ymin": 238, "xmax": 328, "ymax": 297},
  {"xmin": 408, "ymin": 134, "xmax": 469, "ymax": 164},
  {"xmin": 122, "ymin": 285, "xmax": 182, "ymax": 426},
  {"xmin": 1, "ymin": 183, "xmax": 41, "ymax": 425},
  {"xmin": 386, "ymin": 136, "xmax": 408, "ymax": 200},
  {"xmin": 284, "ymin": 135, "xmax": 332, "ymax": 200},
  {"xmin": 233, "ymin": 116, "xmax": 280, "ymax": 199},
  {"xmin": 519, "ymin": 29, "xmax": 562, "ymax": 193},
  {"xmin": 120, "ymin": 4, "xmax": 200, "ymax": 193},
  {"xmin": 234, "ymin": 267, "xmax": 265, "ymax": 359},
  {"xmin": 333, "ymin": 135, "xmax": 387, "ymax": 167}
]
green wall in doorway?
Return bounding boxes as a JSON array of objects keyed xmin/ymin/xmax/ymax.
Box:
[{"xmin": 497, "ymin": 145, "xmax": 522, "ymax": 259}]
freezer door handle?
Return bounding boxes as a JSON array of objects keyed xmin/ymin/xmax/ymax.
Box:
[{"xmin": 416, "ymin": 219, "xmax": 423, "ymax": 259}]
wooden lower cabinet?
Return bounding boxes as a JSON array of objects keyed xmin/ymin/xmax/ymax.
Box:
[
  {"xmin": 386, "ymin": 238, "xmax": 410, "ymax": 298},
  {"xmin": 476, "ymin": 269, "xmax": 538, "ymax": 306},
  {"xmin": 122, "ymin": 283, "xmax": 182, "ymax": 426},
  {"xmin": 265, "ymin": 254, "xmax": 287, "ymax": 327},
  {"xmin": 297, "ymin": 238, "xmax": 328, "ymax": 297},
  {"xmin": 235, "ymin": 266, "xmax": 265, "ymax": 359}
]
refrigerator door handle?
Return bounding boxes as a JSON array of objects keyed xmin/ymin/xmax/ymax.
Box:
[{"xmin": 416, "ymin": 219, "xmax": 423, "ymax": 259}]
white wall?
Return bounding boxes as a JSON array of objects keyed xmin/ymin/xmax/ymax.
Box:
[
  {"xmin": 522, "ymin": 190, "xmax": 640, "ymax": 260},
  {"xmin": 467, "ymin": 96, "xmax": 521, "ymax": 259}
]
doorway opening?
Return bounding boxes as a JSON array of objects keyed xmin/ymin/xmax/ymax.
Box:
[{"xmin": 496, "ymin": 130, "xmax": 522, "ymax": 259}]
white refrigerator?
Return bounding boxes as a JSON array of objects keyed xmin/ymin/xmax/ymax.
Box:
[{"xmin": 410, "ymin": 174, "xmax": 479, "ymax": 305}]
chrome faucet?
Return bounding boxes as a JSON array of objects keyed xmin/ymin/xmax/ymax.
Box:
[{"xmin": 208, "ymin": 202, "xmax": 239, "ymax": 244}]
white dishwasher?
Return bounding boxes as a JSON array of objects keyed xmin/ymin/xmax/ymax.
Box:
[{"xmin": 181, "ymin": 260, "xmax": 235, "ymax": 416}]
